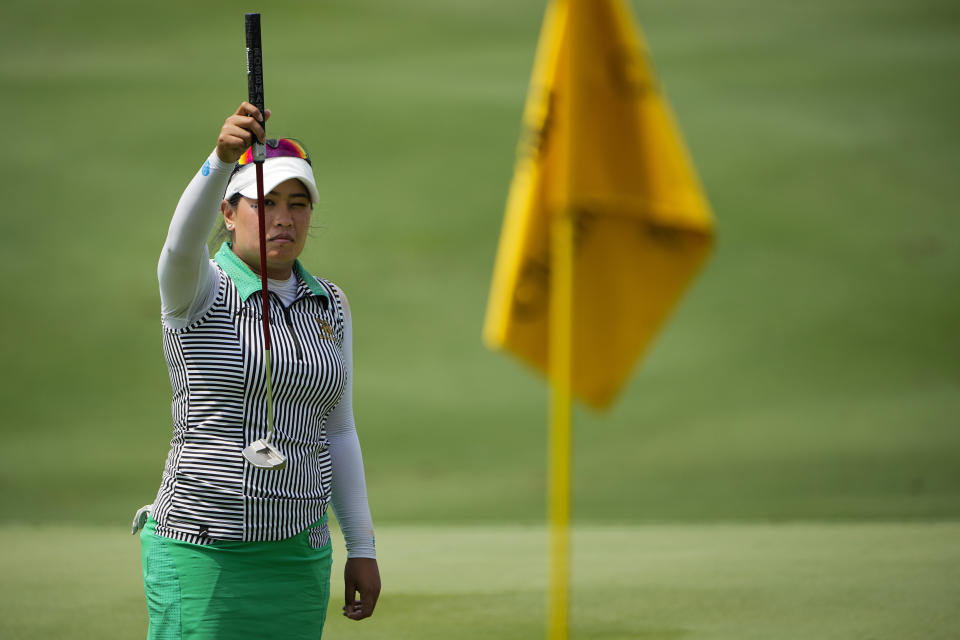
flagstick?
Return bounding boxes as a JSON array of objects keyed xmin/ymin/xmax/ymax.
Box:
[{"xmin": 547, "ymin": 210, "xmax": 574, "ymax": 640}]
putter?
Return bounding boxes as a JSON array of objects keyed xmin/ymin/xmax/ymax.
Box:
[{"xmin": 241, "ymin": 13, "xmax": 286, "ymax": 470}]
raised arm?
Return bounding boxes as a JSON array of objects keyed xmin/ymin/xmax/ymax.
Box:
[{"xmin": 158, "ymin": 103, "xmax": 269, "ymax": 328}]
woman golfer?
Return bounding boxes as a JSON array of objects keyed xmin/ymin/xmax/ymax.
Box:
[{"xmin": 135, "ymin": 102, "xmax": 380, "ymax": 638}]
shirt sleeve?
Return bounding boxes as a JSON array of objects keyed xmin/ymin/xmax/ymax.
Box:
[
  {"xmin": 158, "ymin": 150, "xmax": 234, "ymax": 329},
  {"xmin": 326, "ymin": 289, "xmax": 377, "ymax": 559}
]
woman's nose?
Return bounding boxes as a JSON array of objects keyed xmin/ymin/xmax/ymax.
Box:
[{"xmin": 273, "ymin": 205, "xmax": 294, "ymax": 225}]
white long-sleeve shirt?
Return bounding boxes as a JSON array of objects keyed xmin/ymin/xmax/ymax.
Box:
[{"xmin": 154, "ymin": 150, "xmax": 375, "ymax": 557}]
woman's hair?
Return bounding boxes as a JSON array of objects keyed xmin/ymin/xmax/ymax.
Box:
[{"xmin": 207, "ymin": 192, "xmax": 243, "ymax": 251}]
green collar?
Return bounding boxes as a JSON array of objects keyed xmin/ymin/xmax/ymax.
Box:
[{"xmin": 214, "ymin": 242, "xmax": 329, "ymax": 303}]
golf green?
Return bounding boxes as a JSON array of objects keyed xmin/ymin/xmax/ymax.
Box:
[
  {"xmin": 1, "ymin": 0, "xmax": 958, "ymax": 636},
  {"xmin": 1, "ymin": 522, "xmax": 957, "ymax": 639}
]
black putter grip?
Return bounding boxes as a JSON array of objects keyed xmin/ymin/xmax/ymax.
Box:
[
  {"xmin": 245, "ymin": 14, "xmax": 264, "ymax": 112},
  {"xmin": 245, "ymin": 13, "xmax": 266, "ymax": 161}
]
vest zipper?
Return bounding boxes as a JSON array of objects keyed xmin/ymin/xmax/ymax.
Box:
[{"xmin": 279, "ymin": 303, "xmax": 304, "ymax": 361}]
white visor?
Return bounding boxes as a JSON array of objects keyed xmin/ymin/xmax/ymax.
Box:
[{"xmin": 225, "ymin": 156, "xmax": 319, "ymax": 204}]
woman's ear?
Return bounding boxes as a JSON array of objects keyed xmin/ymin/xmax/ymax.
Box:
[{"xmin": 221, "ymin": 200, "xmax": 237, "ymax": 231}]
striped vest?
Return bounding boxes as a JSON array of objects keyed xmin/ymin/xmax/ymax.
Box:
[{"xmin": 153, "ymin": 244, "xmax": 346, "ymax": 546}]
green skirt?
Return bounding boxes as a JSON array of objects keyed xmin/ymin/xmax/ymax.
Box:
[{"xmin": 140, "ymin": 516, "xmax": 332, "ymax": 640}]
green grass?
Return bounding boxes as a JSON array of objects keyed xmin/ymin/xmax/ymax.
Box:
[
  {"xmin": 0, "ymin": 0, "xmax": 957, "ymax": 527},
  {"xmin": 0, "ymin": 0, "xmax": 958, "ymax": 636},
  {"xmin": 1, "ymin": 522, "xmax": 958, "ymax": 639}
]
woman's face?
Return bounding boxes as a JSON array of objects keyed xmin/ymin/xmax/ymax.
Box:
[{"xmin": 223, "ymin": 178, "xmax": 313, "ymax": 279}]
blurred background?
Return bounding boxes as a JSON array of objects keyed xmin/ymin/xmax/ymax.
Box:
[{"xmin": 1, "ymin": 0, "xmax": 958, "ymax": 637}]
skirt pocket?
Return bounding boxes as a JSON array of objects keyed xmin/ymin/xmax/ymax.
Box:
[{"xmin": 308, "ymin": 516, "xmax": 330, "ymax": 549}]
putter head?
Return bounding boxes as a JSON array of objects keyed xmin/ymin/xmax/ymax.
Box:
[{"xmin": 242, "ymin": 439, "xmax": 287, "ymax": 470}]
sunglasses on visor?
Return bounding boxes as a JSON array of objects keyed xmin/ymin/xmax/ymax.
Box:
[{"xmin": 237, "ymin": 138, "xmax": 312, "ymax": 167}]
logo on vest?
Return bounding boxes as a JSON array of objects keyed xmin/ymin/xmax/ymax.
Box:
[{"xmin": 316, "ymin": 317, "xmax": 336, "ymax": 339}]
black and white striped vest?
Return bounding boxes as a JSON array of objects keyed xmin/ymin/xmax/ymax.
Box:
[{"xmin": 153, "ymin": 243, "xmax": 346, "ymax": 545}]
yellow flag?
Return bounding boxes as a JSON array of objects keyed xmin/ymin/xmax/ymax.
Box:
[{"xmin": 483, "ymin": 0, "xmax": 715, "ymax": 409}]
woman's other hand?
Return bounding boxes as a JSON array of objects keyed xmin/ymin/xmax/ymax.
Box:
[{"xmin": 342, "ymin": 557, "xmax": 381, "ymax": 620}]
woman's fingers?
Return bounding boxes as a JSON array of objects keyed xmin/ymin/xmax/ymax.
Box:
[
  {"xmin": 216, "ymin": 104, "xmax": 272, "ymax": 163},
  {"xmin": 342, "ymin": 558, "xmax": 380, "ymax": 621}
]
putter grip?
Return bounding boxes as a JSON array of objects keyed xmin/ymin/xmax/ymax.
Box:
[{"xmin": 245, "ymin": 13, "xmax": 266, "ymax": 162}]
